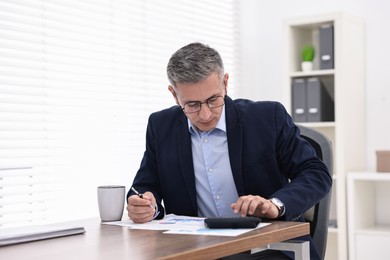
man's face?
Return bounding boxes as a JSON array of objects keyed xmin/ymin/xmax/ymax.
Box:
[{"xmin": 169, "ymin": 73, "xmax": 228, "ymax": 132}]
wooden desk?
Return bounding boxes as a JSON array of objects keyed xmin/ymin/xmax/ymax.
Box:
[{"xmin": 0, "ymin": 218, "xmax": 309, "ymax": 260}]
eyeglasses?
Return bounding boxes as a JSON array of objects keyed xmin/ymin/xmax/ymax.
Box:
[{"xmin": 181, "ymin": 95, "xmax": 226, "ymax": 114}]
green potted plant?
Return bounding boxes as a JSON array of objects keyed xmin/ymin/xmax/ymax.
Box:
[{"xmin": 301, "ymin": 45, "xmax": 315, "ymax": 71}]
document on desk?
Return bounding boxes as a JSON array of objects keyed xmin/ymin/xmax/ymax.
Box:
[
  {"xmin": 0, "ymin": 225, "xmax": 85, "ymax": 246},
  {"xmin": 103, "ymin": 214, "xmax": 270, "ymax": 237}
]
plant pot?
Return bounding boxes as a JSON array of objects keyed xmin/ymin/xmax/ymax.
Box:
[{"xmin": 301, "ymin": 61, "xmax": 313, "ymax": 72}]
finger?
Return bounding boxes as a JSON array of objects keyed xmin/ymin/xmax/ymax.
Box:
[
  {"xmin": 129, "ymin": 212, "xmax": 153, "ymax": 223},
  {"xmin": 231, "ymin": 196, "xmax": 247, "ymax": 214},
  {"xmin": 127, "ymin": 203, "xmax": 155, "ymax": 223},
  {"xmin": 239, "ymin": 199, "xmax": 252, "ymax": 217},
  {"xmin": 248, "ymin": 198, "xmax": 261, "ymax": 215},
  {"xmin": 129, "ymin": 194, "xmax": 153, "ymax": 207},
  {"xmin": 143, "ymin": 192, "xmax": 156, "ymax": 205},
  {"xmin": 128, "ymin": 199, "xmax": 155, "ymax": 214},
  {"xmin": 242, "ymin": 196, "xmax": 266, "ymax": 217},
  {"xmin": 233, "ymin": 196, "xmax": 255, "ymax": 216}
]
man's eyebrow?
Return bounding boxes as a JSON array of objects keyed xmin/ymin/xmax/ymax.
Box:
[{"xmin": 184, "ymin": 94, "xmax": 220, "ymax": 103}]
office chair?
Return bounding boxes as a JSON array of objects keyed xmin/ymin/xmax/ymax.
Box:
[
  {"xmin": 298, "ymin": 125, "xmax": 333, "ymax": 260},
  {"xmin": 252, "ymin": 125, "xmax": 333, "ymax": 260}
]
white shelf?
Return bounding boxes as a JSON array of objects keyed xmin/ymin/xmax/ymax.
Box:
[
  {"xmin": 283, "ymin": 13, "xmax": 366, "ymax": 260},
  {"xmin": 296, "ymin": 121, "xmax": 336, "ymax": 128},
  {"xmin": 348, "ymin": 172, "xmax": 390, "ymax": 181},
  {"xmin": 290, "ymin": 69, "xmax": 335, "ymax": 78},
  {"xmin": 348, "ymin": 172, "xmax": 390, "ymax": 260},
  {"xmin": 355, "ymin": 225, "xmax": 390, "ymax": 235}
]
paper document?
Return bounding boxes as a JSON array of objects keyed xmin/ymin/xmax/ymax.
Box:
[
  {"xmin": 103, "ymin": 214, "xmax": 270, "ymax": 237},
  {"xmin": 0, "ymin": 225, "xmax": 85, "ymax": 246}
]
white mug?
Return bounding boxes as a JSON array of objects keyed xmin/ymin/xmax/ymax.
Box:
[{"xmin": 97, "ymin": 185, "xmax": 125, "ymax": 222}]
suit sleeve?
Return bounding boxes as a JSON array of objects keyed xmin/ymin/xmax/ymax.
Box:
[
  {"xmin": 127, "ymin": 113, "xmax": 165, "ymax": 219},
  {"xmin": 271, "ymin": 102, "xmax": 332, "ymax": 221}
]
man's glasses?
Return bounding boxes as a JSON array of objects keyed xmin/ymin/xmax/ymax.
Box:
[{"xmin": 181, "ymin": 95, "xmax": 226, "ymax": 114}]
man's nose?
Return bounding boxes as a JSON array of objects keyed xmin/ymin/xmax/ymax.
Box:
[{"xmin": 198, "ymin": 103, "xmax": 212, "ymax": 119}]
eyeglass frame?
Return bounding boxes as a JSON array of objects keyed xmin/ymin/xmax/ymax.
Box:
[{"xmin": 180, "ymin": 95, "xmax": 226, "ymax": 114}]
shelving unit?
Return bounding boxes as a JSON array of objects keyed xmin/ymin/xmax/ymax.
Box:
[
  {"xmin": 347, "ymin": 172, "xmax": 390, "ymax": 260},
  {"xmin": 283, "ymin": 13, "xmax": 366, "ymax": 260}
]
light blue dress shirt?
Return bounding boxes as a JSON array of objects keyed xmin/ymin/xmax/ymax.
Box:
[{"xmin": 188, "ymin": 107, "xmax": 239, "ymax": 217}]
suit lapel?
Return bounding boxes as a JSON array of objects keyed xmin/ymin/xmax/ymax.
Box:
[
  {"xmin": 225, "ymin": 97, "xmax": 245, "ymax": 196},
  {"xmin": 176, "ymin": 114, "xmax": 198, "ymax": 214}
]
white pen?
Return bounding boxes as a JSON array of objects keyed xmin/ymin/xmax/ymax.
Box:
[{"xmin": 131, "ymin": 187, "xmax": 154, "ymax": 209}]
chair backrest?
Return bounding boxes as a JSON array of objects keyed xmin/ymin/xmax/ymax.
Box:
[{"xmin": 298, "ymin": 125, "xmax": 333, "ymax": 260}]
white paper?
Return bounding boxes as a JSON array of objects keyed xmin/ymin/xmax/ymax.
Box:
[{"xmin": 103, "ymin": 214, "xmax": 270, "ymax": 237}]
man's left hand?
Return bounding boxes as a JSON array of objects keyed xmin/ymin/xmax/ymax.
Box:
[{"xmin": 230, "ymin": 195, "xmax": 279, "ymax": 219}]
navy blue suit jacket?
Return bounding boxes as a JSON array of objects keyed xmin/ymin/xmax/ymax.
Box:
[{"xmin": 129, "ymin": 96, "xmax": 332, "ymax": 259}]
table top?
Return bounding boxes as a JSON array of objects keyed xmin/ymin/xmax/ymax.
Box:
[{"xmin": 0, "ymin": 218, "xmax": 309, "ymax": 260}]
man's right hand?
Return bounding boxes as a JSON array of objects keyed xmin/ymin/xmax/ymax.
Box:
[{"xmin": 127, "ymin": 191, "xmax": 156, "ymax": 223}]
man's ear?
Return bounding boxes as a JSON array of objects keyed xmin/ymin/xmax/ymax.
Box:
[
  {"xmin": 168, "ymin": 85, "xmax": 180, "ymax": 106},
  {"xmin": 223, "ymin": 73, "xmax": 229, "ymax": 95}
]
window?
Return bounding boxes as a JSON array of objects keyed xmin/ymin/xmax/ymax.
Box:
[{"xmin": 0, "ymin": 0, "xmax": 239, "ymax": 227}]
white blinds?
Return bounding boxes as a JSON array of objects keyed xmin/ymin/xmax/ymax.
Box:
[{"xmin": 0, "ymin": 0, "xmax": 239, "ymax": 227}]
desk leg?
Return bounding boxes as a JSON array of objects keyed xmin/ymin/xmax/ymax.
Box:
[{"xmin": 251, "ymin": 240, "xmax": 310, "ymax": 260}]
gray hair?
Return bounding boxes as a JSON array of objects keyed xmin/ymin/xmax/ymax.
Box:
[{"xmin": 167, "ymin": 42, "xmax": 225, "ymax": 87}]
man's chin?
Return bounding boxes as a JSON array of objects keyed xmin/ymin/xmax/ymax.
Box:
[{"xmin": 196, "ymin": 124, "xmax": 216, "ymax": 132}]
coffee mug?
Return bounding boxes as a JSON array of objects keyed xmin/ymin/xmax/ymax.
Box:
[{"xmin": 97, "ymin": 185, "xmax": 125, "ymax": 222}]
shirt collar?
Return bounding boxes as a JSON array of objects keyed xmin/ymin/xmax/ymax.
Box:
[{"xmin": 188, "ymin": 106, "xmax": 226, "ymax": 135}]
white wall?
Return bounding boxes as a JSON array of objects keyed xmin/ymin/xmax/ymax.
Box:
[{"xmin": 237, "ymin": 0, "xmax": 390, "ymax": 171}]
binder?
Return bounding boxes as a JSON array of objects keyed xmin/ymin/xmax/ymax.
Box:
[
  {"xmin": 306, "ymin": 78, "xmax": 334, "ymax": 122},
  {"xmin": 0, "ymin": 225, "xmax": 85, "ymax": 246},
  {"xmin": 319, "ymin": 24, "xmax": 334, "ymax": 69},
  {"xmin": 291, "ymin": 78, "xmax": 306, "ymax": 122}
]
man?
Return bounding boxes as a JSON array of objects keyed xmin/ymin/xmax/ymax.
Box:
[{"xmin": 127, "ymin": 42, "xmax": 332, "ymax": 259}]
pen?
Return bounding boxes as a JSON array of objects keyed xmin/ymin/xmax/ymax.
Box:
[{"xmin": 131, "ymin": 187, "xmax": 154, "ymax": 209}]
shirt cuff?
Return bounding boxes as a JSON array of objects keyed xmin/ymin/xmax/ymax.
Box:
[{"xmin": 152, "ymin": 204, "xmax": 160, "ymax": 220}]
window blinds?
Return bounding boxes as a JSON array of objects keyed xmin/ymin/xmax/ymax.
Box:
[{"xmin": 0, "ymin": 0, "xmax": 239, "ymax": 228}]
